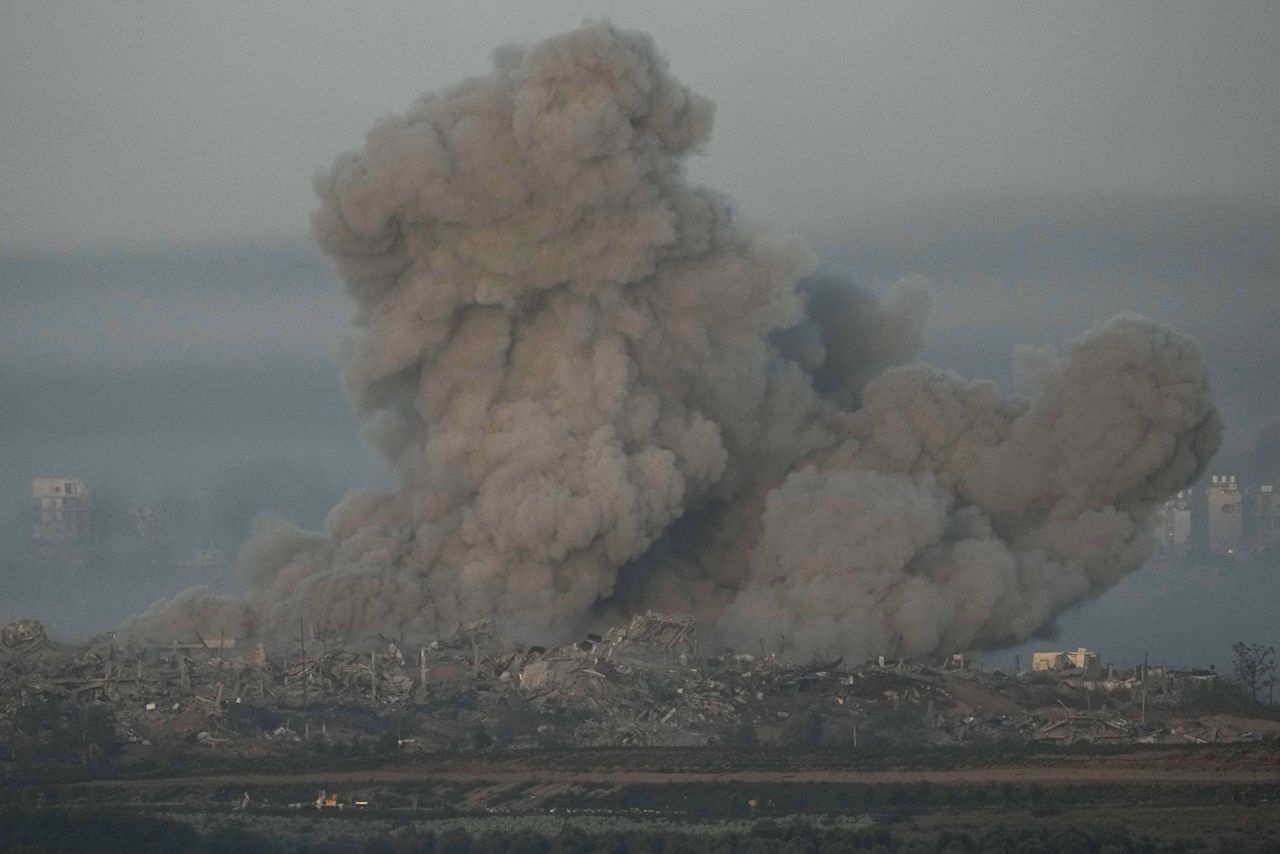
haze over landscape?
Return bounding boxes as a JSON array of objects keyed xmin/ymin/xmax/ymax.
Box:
[{"xmin": 3, "ymin": 2, "xmax": 1278, "ymax": 670}]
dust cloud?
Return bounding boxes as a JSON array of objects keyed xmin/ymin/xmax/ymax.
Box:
[{"xmin": 124, "ymin": 23, "xmax": 1220, "ymax": 658}]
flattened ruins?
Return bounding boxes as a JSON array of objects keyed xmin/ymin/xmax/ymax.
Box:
[{"xmin": 4, "ymin": 612, "xmax": 1275, "ymax": 767}]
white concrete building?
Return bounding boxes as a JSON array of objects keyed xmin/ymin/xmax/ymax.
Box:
[
  {"xmin": 1255, "ymin": 483, "xmax": 1280, "ymax": 545},
  {"xmin": 1159, "ymin": 489, "xmax": 1193, "ymax": 549},
  {"xmin": 1032, "ymin": 647, "xmax": 1101, "ymax": 679},
  {"xmin": 1206, "ymin": 474, "xmax": 1241, "ymax": 556},
  {"xmin": 30, "ymin": 477, "xmax": 91, "ymax": 543}
]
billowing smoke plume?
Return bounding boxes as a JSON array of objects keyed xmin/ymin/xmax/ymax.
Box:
[
  {"xmin": 1244, "ymin": 419, "xmax": 1280, "ymax": 483},
  {"xmin": 124, "ymin": 23, "xmax": 1220, "ymax": 658}
]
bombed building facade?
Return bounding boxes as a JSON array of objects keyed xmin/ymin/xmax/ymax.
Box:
[
  {"xmin": 1032, "ymin": 647, "xmax": 1102, "ymax": 680},
  {"xmin": 1207, "ymin": 474, "xmax": 1243, "ymax": 556},
  {"xmin": 1253, "ymin": 483, "xmax": 1280, "ymax": 548},
  {"xmin": 1158, "ymin": 490, "xmax": 1193, "ymax": 550},
  {"xmin": 28, "ymin": 477, "xmax": 91, "ymax": 566},
  {"xmin": 1153, "ymin": 476, "xmax": 1280, "ymax": 559},
  {"xmin": 30, "ymin": 477, "xmax": 90, "ymax": 545}
]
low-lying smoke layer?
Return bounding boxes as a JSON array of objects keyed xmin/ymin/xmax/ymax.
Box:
[{"xmin": 125, "ymin": 23, "xmax": 1221, "ymax": 658}]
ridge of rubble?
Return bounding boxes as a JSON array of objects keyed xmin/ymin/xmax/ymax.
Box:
[{"xmin": 2, "ymin": 613, "xmax": 1274, "ymax": 767}]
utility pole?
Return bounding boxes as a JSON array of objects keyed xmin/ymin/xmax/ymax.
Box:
[
  {"xmin": 300, "ymin": 614, "xmax": 308, "ymax": 713},
  {"xmin": 1141, "ymin": 652, "xmax": 1148, "ymax": 725},
  {"xmin": 371, "ymin": 650, "xmax": 378, "ymax": 703},
  {"xmin": 218, "ymin": 625, "xmax": 225, "ymax": 674}
]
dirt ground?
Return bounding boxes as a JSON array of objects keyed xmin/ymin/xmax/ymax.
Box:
[
  {"xmin": 8, "ymin": 746, "xmax": 1274, "ymax": 850},
  {"xmin": 80, "ymin": 745, "xmax": 1280, "ymax": 789}
]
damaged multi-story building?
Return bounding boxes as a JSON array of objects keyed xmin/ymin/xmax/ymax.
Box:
[
  {"xmin": 1206, "ymin": 474, "xmax": 1242, "ymax": 556},
  {"xmin": 1158, "ymin": 489, "xmax": 1193, "ymax": 552},
  {"xmin": 1031, "ymin": 647, "xmax": 1102, "ymax": 679},
  {"xmin": 29, "ymin": 477, "xmax": 91, "ymax": 561},
  {"xmin": 1253, "ymin": 483, "xmax": 1280, "ymax": 549}
]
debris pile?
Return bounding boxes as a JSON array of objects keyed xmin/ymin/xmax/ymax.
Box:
[
  {"xmin": 1, "ymin": 619, "xmax": 48, "ymax": 654},
  {"xmin": 600, "ymin": 612, "xmax": 696, "ymax": 664},
  {"xmin": 1, "ymin": 615, "xmax": 1276, "ymax": 765}
]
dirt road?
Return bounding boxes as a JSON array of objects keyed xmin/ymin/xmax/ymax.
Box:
[{"xmin": 84, "ymin": 748, "xmax": 1280, "ymax": 789}]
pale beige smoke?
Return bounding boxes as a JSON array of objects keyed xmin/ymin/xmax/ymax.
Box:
[
  {"xmin": 124, "ymin": 23, "xmax": 1220, "ymax": 658},
  {"xmin": 720, "ymin": 314, "xmax": 1221, "ymax": 658},
  {"xmin": 126, "ymin": 586, "xmax": 251, "ymax": 643}
]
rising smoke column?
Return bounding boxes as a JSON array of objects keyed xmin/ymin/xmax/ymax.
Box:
[{"xmin": 125, "ymin": 22, "xmax": 1220, "ymax": 658}]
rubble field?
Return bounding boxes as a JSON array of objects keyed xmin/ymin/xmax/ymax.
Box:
[{"xmin": 3, "ymin": 611, "xmax": 1278, "ymax": 773}]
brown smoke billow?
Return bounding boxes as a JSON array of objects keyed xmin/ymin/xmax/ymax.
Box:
[{"xmin": 124, "ymin": 23, "xmax": 1220, "ymax": 658}]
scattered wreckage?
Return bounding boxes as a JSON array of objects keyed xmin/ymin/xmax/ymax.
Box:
[{"xmin": 2, "ymin": 612, "xmax": 1275, "ymax": 764}]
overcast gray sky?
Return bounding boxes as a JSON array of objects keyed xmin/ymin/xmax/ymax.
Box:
[{"xmin": 2, "ymin": 1, "xmax": 1277, "ymax": 253}]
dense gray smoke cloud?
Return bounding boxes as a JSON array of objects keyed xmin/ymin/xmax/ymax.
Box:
[
  {"xmin": 1245, "ymin": 419, "xmax": 1280, "ymax": 483},
  {"xmin": 124, "ymin": 22, "xmax": 1220, "ymax": 658}
]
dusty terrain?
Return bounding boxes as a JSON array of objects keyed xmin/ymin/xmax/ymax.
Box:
[
  {"xmin": 77, "ymin": 744, "xmax": 1280, "ymax": 789},
  {"xmin": 5, "ymin": 615, "xmax": 1279, "ymax": 849},
  {"xmin": 5, "ymin": 745, "xmax": 1279, "ymax": 851}
]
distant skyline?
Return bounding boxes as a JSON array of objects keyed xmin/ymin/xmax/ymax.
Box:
[{"xmin": 2, "ymin": 2, "xmax": 1278, "ymax": 253}]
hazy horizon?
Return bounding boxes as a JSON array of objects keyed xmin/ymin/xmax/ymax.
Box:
[{"xmin": 4, "ymin": 192, "xmax": 1277, "ymax": 665}]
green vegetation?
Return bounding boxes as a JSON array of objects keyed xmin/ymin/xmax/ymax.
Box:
[
  {"xmin": 0, "ymin": 808, "xmax": 1223, "ymax": 853},
  {"xmin": 543, "ymin": 780, "xmax": 1278, "ymax": 818},
  {"xmin": 0, "ymin": 808, "xmax": 199, "ymax": 853},
  {"xmin": 1232, "ymin": 641, "xmax": 1277, "ymax": 706},
  {"xmin": 7, "ymin": 699, "xmax": 119, "ymax": 767}
]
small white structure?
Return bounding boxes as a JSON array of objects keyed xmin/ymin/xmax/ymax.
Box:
[
  {"xmin": 30, "ymin": 477, "xmax": 90, "ymax": 543},
  {"xmin": 1207, "ymin": 474, "xmax": 1241, "ymax": 555},
  {"xmin": 1032, "ymin": 647, "xmax": 1101, "ymax": 679}
]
